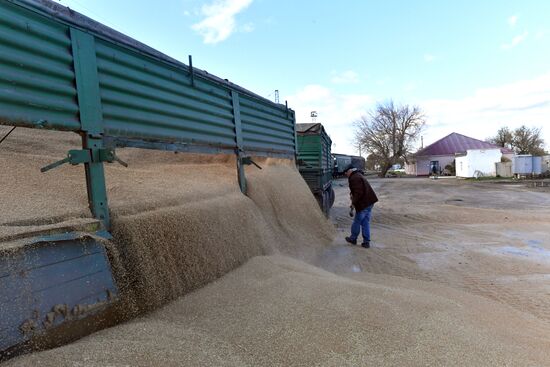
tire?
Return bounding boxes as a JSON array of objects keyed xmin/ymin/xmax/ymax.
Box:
[
  {"xmin": 323, "ymin": 190, "xmax": 329, "ymax": 216},
  {"xmin": 328, "ymin": 186, "xmax": 335, "ymax": 208}
]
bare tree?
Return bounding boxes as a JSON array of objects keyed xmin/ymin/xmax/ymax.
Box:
[
  {"xmin": 488, "ymin": 126, "xmax": 513, "ymax": 148},
  {"xmin": 512, "ymin": 125, "xmax": 545, "ymax": 155},
  {"xmin": 355, "ymin": 100, "xmax": 425, "ymax": 176},
  {"xmin": 488, "ymin": 125, "xmax": 545, "ymax": 155}
]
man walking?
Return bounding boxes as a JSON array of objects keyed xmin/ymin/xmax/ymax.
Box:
[{"xmin": 344, "ymin": 165, "xmax": 378, "ymax": 248}]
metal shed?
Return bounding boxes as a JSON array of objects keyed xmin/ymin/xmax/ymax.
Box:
[
  {"xmin": 455, "ymin": 148, "xmax": 502, "ymax": 178},
  {"xmin": 512, "ymin": 155, "xmax": 543, "ymax": 175}
]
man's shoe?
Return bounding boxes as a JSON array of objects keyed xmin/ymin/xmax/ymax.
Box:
[
  {"xmin": 345, "ymin": 236, "xmax": 357, "ymax": 245},
  {"xmin": 361, "ymin": 242, "xmax": 370, "ymax": 248}
]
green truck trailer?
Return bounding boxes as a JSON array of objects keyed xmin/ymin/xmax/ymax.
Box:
[
  {"xmin": 0, "ymin": 0, "xmax": 297, "ymax": 354},
  {"xmin": 296, "ymin": 123, "xmax": 335, "ymax": 215}
]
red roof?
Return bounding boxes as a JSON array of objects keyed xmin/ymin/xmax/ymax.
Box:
[{"xmin": 415, "ymin": 132, "xmax": 514, "ymax": 157}]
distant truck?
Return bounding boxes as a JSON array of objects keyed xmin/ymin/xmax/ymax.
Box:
[
  {"xmin": 332, "ymin": 153, "xmax": 366, "ymax": 177},
  {"xmin": 296, "ymin": 123, "xmax": 335, "ymax": 215}
]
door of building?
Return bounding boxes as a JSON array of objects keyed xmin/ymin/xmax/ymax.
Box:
[{"xmin": 430, "ymin": 161, "xmax": 440, "ymax": 175}]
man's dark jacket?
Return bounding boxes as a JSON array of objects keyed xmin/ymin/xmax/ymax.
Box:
[{"xmin": 348, "ymin": 170, "xmax": 378, "ymax": 212}]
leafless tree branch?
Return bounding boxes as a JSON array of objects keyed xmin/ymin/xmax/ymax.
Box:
[{"xmin": 354, "ymin": 100, "xmax": 425, "ymax": 176}]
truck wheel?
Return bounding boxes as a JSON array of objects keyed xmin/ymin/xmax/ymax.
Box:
[
  {"xmin": 323, "ymin": 190, "xmax": 331, "ymax": 216},
  {"xmin": 329, "ymin": 187, "xmax": 335, "ymax": 208}
]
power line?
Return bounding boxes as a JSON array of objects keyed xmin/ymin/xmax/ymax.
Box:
[{"xmin": 266, "ymin": 90, "xmax": 280, "ymax": 103}]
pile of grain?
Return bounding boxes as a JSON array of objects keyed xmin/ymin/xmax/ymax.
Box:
[
  {"xmin": 0, "ymin": 128, "xmax": 89, "ymax": 235},
  {"xmin": 4, "ymin": 127, "xmax": 550, "ymax": 366},
  {"xmin": 5, "ymin": 255, "xmax": 550, "ymax": 366},
  {"xmin": 108, "ymin": 159, "xmax": 333, "ymax": 313},
  {"xmin": 0, "ymin": 127, "xmax": 334, "ymax": 314}
]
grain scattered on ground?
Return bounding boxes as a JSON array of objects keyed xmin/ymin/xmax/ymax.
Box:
[{"xmin": 3, "ymin": 127, "xmax": 550, "ymax": 366}]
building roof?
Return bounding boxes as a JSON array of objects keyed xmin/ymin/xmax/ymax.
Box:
[{"xmin": 415, "ymin": 132, "xmax": 514, "ymax": 157}]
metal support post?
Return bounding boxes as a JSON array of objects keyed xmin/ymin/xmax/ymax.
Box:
[
  {"xmin": 82, "ymin": 136, "xmax": 110, "ymax": 227},
  {"xmin": 71, "ymin": 28, "xmax": 110, "ymax": 228},
  {"xmin": 236, "ymin": 153, "xmax": 247, "ymax": 193},
  {"xmin": 231, "ymin": 90, "xmax": 247, "ymax": 194},
  {"xmin": 188, "ymin": 55, "xmax": 195, "ymax": 87},
  {"xmin": 291, "ymin": 109, "xmax": 299, "ymax": 166}
]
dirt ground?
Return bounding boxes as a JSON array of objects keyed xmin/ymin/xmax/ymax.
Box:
[
  {"xmin": 327, "ymin": 176, "xmax": 550, "ymax": 322},
  {"xmin": 5, "ymin": 171, "xmax": 550, "ymax": 366},
  {"xmin": 2, "ymin": 128, "xmax": 550, "ymax": 365}
]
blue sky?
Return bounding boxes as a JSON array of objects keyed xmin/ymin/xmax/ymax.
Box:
[{"xmin": 58, "ymin": 0, "xmax": 550, "ymax": 155}]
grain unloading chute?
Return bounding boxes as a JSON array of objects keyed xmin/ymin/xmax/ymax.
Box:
[{"xmin": 0, "ymin": 0, "xmax": 297, "ymax": 353}]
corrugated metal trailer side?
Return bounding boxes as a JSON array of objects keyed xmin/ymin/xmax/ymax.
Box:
[
  {"xmin": 0, "ymin": 0, "xmax": 298, "ymax": 228},
  {"xmin": 296, "ymin": 123, "xmax": 334, "ymax": 215},
  {"xmin": 0, "ymin": 0, "xmax": 298, "ymax": 354}
]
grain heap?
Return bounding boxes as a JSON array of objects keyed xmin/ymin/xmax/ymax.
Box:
[
  {"xmin": 5, "ymin": 256, "xmax": 550, "ymax": 366},
  {"xmin": 107, "ymin": 155, "xmax": 334, "ymax": 313},
  {"xmin": 0, "ymin": 126, "xmax": 334, "ymax": 315}
]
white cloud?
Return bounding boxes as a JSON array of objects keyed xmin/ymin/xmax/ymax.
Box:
[
  {"xmin": 508, "ymin": 15, "xmax": 518, "ymax": 27},
  {"xmin": 420, "ymin": 72, "xmax": 550, "ymax": 149},
  {"xmin": 286, "ymin": 85, "xmax": 373, "ymax": 155},
  {"xmin": 192, "ymin": 0, "xmax": 253, "ymax": 44},
  {"xmin": 536, "ymin": 30, "xmax": 546, "ymax": 40},
  {"xmin": 424, "ymin": 54, "xmax": 435, "ymax": 62},
  {"xmin": 330, "ymin": 70, "xmax": 360, "ymax": 84},
  {"xmin": 287, "ymin": 74, "xmax": 550, "ymax": 156},
  {"xmin": 501, "ymin": 31, "xmax": 528, "ymax": 50}
]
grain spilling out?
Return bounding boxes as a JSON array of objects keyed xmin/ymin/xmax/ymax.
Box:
[{"xmin": 1, "ymin": 1, "xmax": 550, "ymax": 365}]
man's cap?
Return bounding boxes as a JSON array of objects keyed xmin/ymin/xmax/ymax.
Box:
[{"xmin": 343, "ymin": 164, "xmax": 357, "ymax": 173}]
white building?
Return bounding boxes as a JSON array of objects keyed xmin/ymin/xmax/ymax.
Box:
[
  {"xmin": 406, "ymin": 132, "xmax": 514, "ymax": 176},
  {"xmin": 455, "ymin": 148, "xmax": 502, "ymax": 178}
]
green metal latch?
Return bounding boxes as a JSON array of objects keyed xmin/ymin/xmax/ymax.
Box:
[
  {"xmin": 41, "ymin": 148, "xmax": 127, "ymax": 173},
  {"xmin": 235, "ymin": 154, "xmax": 261, "ymax": 195},
  {"xmin": 98, "ymin": 149, "xmax": 128, "ymax": 167},
  {"xmin": 241, "ymin": 156, "xmax": 262, "ymax": 170}
]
